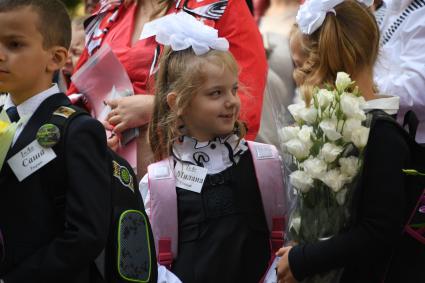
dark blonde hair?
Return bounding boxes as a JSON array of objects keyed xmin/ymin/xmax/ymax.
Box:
[
  {"xmin": 149, "ymin": 47, "xmax": 246, "ymax": 161},
  {"xmin": 291, "ymin": 0, "xmax": 379, "ymax": 90}
]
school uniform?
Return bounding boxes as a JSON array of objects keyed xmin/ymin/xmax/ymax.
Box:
[
  {"xmin": 0, "ymin": 85, "xmax": 111, "ymax": 283},
  {"xmin": 141, "ymin": 135, "xmax": 271, "ymax": 283},
  {"xmin": 288, "ymin": 97, "xmax": 413, "ymax": 282}
]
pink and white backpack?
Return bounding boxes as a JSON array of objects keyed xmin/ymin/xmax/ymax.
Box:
[{"xmin": 147, "ymin": 141, "xmax": 287, "ymax": 275}]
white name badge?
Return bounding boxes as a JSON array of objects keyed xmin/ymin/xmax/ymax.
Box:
[
  {"xmin": 175, "ymin": 164, "xmax": 208, "ymax": 193},
  {"xmin": 7, "ymin": 140, "xmax": 57, "ymax": 181}
]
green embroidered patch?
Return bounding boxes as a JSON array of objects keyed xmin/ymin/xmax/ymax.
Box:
[{"xmin": 112, "ymin": 160, "xmax": 134, "ymax": 192}]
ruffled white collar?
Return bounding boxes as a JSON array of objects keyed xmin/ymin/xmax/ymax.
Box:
[
  {"xmin": 363, "ymin": 95, "xmax": 400, "ymax": 115},
  {"xmin": 172, "ymin": 135, "xmax": 248, "ymax": 175}
]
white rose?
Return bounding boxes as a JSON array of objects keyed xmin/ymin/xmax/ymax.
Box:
[
  {"xmin": 319, "ymin": 119, "xmax": 342, "ymax": 141},
  {"xmin": 299, "ymin": 106, "xmax": 318, "ymax": 124},
  {"xmin": 335, "ymin": 72, "xmax": 352, "ymax": 92},
  {"xmin": 297, "ymin": 125, "xmax": 314, "ymax": 144},
  {"xmin": 342, "ymin": 118, "xmax": 362, "ymax": 142},
  {"xmin": 336, "ymin": 188, "xmax": 348, "ymax": 206},
  {"xmin": 284, "ymin": 138, "xmax": 311, "ymax": 160},
  {"xmin": 339, "ymin": 156, "xmax": 360, "ymax": 178},
  {"xmin": 315, "ymin": 89, "xmax": 334, "ymax": 109},
  {"xmin": 302, "ymin": 157, "xmax": 327, "ymax": 178},
  {"xmin": 340, "ymin": 93, "xmax": 366, "ymax": 121},
  {"xmin": 290, "ymin": 170, "xmax": 314, "ymax": 193},
  {"xmin": 279, "ymin": 126, "xmax": 300, "ymax": 143},
  {"xmin": 351, "ymin": 126, "xmax": 370, "ymax": 149},
  {"xmin": 320, "ymin": 143, "xmax": 343, "ymax": 163},
  {"xmin": 320, "ymin": 169, "xmax": 348, "ymax": 192},
  {"xmin": 287, "ymin": 103, "xmax": 304, "ymax": 123}
]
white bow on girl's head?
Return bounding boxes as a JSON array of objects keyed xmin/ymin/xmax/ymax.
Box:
[
  {"xmin": 296, "ymin": 0, "xmax": 374, "ymax": 35},
  {"xmin": 140, "ymin": 12, "xmax": 229, "ymax": 55}
]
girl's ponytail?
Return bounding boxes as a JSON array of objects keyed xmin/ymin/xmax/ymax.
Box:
[{"xmin": 293, "ymin": 0, "xmax": 379, "ymax": 92}]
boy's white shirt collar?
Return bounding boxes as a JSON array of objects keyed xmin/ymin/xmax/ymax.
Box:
[
  {"xmin": 4, "ymin": 84, "xmax": 60, "ymax": 145},
  {"xmin": 4, "ymin": 84, "xmax": 60, "ymax": 120},
  {"xmin": 362, "ymin": 95, "xmax": 400, "ymax": 115}
]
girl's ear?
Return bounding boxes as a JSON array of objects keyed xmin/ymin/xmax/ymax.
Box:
[
  {"xmin": 166, "ymin": 92, "xmax": 178, "ymax": 110},
  {"xmin": 46, "ymin": 46, "xmax": 69, "ymax": 73}
]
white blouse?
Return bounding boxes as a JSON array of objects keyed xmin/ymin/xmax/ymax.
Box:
[{"xmin": 374, "ymin": 0, "xmax": 425, "ymax": 142}]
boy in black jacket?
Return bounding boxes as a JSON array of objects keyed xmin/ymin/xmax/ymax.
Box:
[{"xmin": 0, "ymin": 0, "xmax": 111, "ymax": 282}]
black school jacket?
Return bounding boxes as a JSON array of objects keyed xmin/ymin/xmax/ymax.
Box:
[{"xmin": 0, "ymin": 93, "xmax": 111, "ymax": 283}]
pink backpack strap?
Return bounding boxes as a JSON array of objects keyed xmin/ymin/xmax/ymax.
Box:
[
  {"xmin": 247, "ymin": 141, "xmax": 287, "ymax": 283},
  {"xmin": 147, "ymin": 158, "xmax": 178, "ymax": 267},
  {"xmin": 247, "ymin": 141, "xmax": 286, "ymax": 233}
]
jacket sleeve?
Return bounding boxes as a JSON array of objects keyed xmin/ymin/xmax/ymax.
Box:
[
  {"xmin": 216, "ymin": 0, "xmax": 268, "ymax": 140},
  {"xmin": 4, "ymin": 116, "xmax": 111, "ymax": 282},
  {"xmin": 288, "ymin": 120, "xmax": 409, "ymax": 281}
]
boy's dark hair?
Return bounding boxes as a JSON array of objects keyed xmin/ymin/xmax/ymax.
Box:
[{"xmin": 0, "ymin": 0, "xmax": 71, "ymax": 49}]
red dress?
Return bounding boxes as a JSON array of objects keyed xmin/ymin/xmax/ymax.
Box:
[{"xmin": 68, "ymin": 0, "xmax": 267, "ymax": 140}]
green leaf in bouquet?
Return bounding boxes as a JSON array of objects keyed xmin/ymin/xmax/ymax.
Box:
[{"xmin": 310, "ymin": 139, "xmax": 323, "ymax": 157}]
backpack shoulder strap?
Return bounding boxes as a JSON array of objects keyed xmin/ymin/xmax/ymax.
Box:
[
  {"xmin": 247, "ymin": 141, "xmax": 286, "ymax": 229},
  {"xmin": 403, "ymin": 110, "xmax": 419, "ymax": 140},
  {"xmin": 147, "ymin": 157, "xmax": 178, "ymax": 266},
  {"xmin": 46, "ymin": 105, "xmax": 89, "ymax": 213},
  {"xmin": 369, "ymin": 109, "xmax": 418, "ymax": 141},
  {"xmin": 247, "ymin": 141, "xmax": 286, "ymax": 252}
]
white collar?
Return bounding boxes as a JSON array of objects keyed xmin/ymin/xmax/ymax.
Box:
[
  {"xmin": 4, "ymin": 84, "xmax": 60, "ymax": 122},
  {"xmin": 362, "ymin": 95, "xmax": 400, "ymax": 115},
  {"xmin": 172, "ymin": 134, "xmax": 249, "ymax": 175}
]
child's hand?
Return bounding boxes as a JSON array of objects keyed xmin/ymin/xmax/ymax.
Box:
[
  {"xmin": 106, "ymin": 95, "xmax": 154, "ymax": 134},
  {"xmin": 101, "ymin": 120, "xmax": 120, "ymax": 152},
  {"xmin": 276, "ymin": 246, "xmax": 297, "ymax": 283}
]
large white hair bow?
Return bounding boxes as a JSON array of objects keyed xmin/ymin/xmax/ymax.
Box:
[
  {"xmin": 296, "ymin": 0, "xmax": 374, "ymax": 35},
  {"xmin": 140, "ymin": 12, "xmax": 229, "ymax": 55}
]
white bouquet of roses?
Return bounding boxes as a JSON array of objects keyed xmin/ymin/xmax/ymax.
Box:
[{"xmin": 281, "ymin": 72, "xmax": 370, "ymax": 282}]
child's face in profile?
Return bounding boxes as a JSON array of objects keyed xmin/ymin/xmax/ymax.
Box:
[
  {"xmin": 0, "ymin": 6, "xmax": 53, "ymax": 101},
  {"xmin": 182, "ymin": 62, "xmax": 240, "ymax": 141}
]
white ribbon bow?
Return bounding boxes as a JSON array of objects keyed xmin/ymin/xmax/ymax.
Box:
[
  {"xmin": 140, "ymin": 12, "xmax": 229, "ymax": 55},
  {"xmin": 296, "ymin": 0, "xmax": 374, "ymax": 35}
]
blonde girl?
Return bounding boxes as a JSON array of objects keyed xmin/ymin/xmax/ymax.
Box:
[
  {"xmin": 140, "ymin": 12, "xmax": 285, "ymax": 283},
  {"xmin": 276, "ymin": 0, "xmax": 411, "ymax": 282}
]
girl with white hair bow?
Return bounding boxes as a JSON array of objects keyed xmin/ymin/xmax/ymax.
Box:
[{"xmin": 274, "ymin": 0, "xmax": 415, "ymax": 282}]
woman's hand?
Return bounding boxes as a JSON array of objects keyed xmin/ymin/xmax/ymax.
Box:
[
  {"xmin": 106, "ymin": 95, "xmax": 154, "ymax": 134},
  {"xmin": 276, "ymin": 246, "xmax": 298, "ymax": 283}
]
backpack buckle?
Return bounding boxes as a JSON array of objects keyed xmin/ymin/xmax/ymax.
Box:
[
  {"xmin": 271, "ymin": 216, "xmax": 285, "ymax": 253},
  {"xmin": 158, "ymin": 237, "xmax": 173, "ymax": 269}
]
